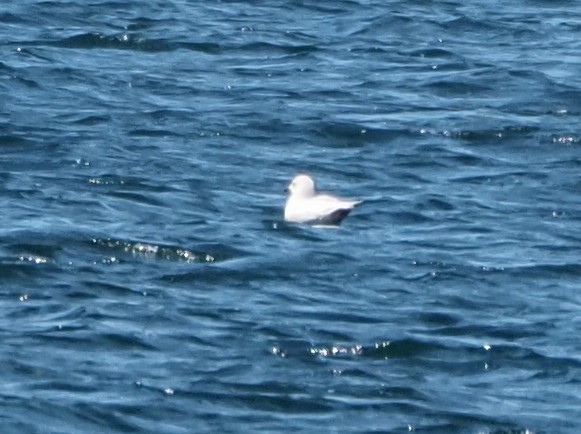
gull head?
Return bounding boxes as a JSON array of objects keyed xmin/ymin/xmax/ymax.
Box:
[{"xmin": 287, "ymin": 174, "xmax": 316, "ymax": 198}]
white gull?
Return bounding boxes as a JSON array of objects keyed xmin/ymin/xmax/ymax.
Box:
[{"xmin": 284, "ymin": 174, "xmax": 361, "ymax": 225}]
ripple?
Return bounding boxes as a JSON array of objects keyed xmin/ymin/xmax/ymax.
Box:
[
  {"xmin": 2, "ymin": 0, "xmax": 580, "ymax": 432},
  {"xmin": 89, "ymin": 238, "xmax": 228, "ymax": 263}
]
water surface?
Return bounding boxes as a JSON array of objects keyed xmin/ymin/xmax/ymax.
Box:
[{"xmin": 1, "ymin": 1, "xmax": 580, "ymax": 433}]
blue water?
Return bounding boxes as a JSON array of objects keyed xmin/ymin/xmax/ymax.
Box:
[{"xmin": 1, "ymin": 1, "xmax": 580, "ymax": 433}]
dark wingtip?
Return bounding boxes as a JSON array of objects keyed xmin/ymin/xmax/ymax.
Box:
[{"xmin": 315, "ymin": 208, "xmax": 353, "ymax": 225}]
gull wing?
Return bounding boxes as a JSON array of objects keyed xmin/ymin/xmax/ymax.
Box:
[{"xmin": 302, "ymin": 195, "xmax": 361, "ymax": 225}]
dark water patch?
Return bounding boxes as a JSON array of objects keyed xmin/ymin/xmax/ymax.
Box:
[
  {"xmin": 233, "ymin": 389, "xmax": 334, "ymax": 414},
  {"xmin": 317, "ymin": 122, "xmax": 407, "ymax": 146},
  {"xmin": 408, "ymin": 47, "xmax": 461, "ymax": 59},
  {"xmin": 424, "ymin": 79, "xmax": 494, "ymax": 96},
  {"xmin": 0, "ymin": 58, "xmax": 14, "ymax": 70},
  {"xmin": 50, "ymin": 31, "xmax": 214, "ymax": 55},
  {"xmin": 449, "ymin": 169, "xmax": 548, "ymax": 185},
  {"xmin": 297, "ymin": 2, "xmax": 359, "ymax": 15},
  {"xmin": 441, "ymin": 15, "xmax": 513, "ymax": 36},
  {"xmin": 484, "ymin": 343, "xmax": 581, "ymax": 371},
  {"xmin": 82, "ymin": 280, "xmax": 144, "ymax": 298},
  {"xmin": 125, "ymin": 17, "xmax": 163, "ymax": 32},
  {"xmin": 504, "ymin": 262, "xmax": 581, "ymax": 280},
  {"xmin": 22, "ymin": 327, "xmax": 157, "ymax": 353},
  {"xmin": 435, "ymin": 125, "xmax": 541, "ymax": 143},
  {"xmin": 62, "ymin": 402, "xmax": 144, "ymax": 434},
  {"xmin": 4, "ymin": 241, "xmax": 62, "ymax": 260},
  {"xmin": 161, "ymin": 262, "xmax": 272, "ymax": 286},
  {"xmin": 300, "ymin": 310, "xmax": 386, "ymax": 326},
  {"xmin": 416, "ymin": 195, "xmax": 455, "ymax": 211},
  {"xmin": 433, "ymin": 322, "xmax": 551, "ymax": 342},
  {"xmin": 415, "ymin": 419, "xmax": 538, "ymax": 434},
  {"xmin": 388, "ymin": 211, "xmax": 436, "ymax": 225},
  {"xmin": 365, "ymin": 338, "xmax": 446, "ymax": 359},
  {"xmin": 508, "ymin": 68, "xmax": 552, "ymax": 82},
  {"xmin": 0, "ymin": 260, "xmax": 42, "ymax": 282},
  {"xmin": 50, "ymin": 32, "xmax": 221, "ymax": 54},
  {"xmin": 127, "ymin": 128, "xmax": 182, "ymax": 138},
  {"xmin": 71, "ymin": 114, "xmax": 112, "ymax": 126},
  {"xmin": 418, "ymin": 311, "xmax": 461, "ymax": 328},
  {"xmin": 7, "ymin": 73, "xmax": 41, "ymax": 90},
  {"xmin": 89, "ymin": 238, "xmax": 246, "ymax": 265},
  {"xmin": 445, "ymin": 151, "xmax": 488, "ymax": 167},
  {"xmin": 275, "ymin": 222, "xmax": 336, "ymax": 242},
  {"xmin": 97, "ymin": 332, "xmax": 158, "ymax": 352},
  {"xmin": 178, "ymin": 41, "xmax": 223, "ymax": 54},
  {"xmin": 105, "ymin": 190, "xmax": 168, "ymax": 208},
  {"xmin": 229, "ymin": 41, "xmax": 318, "ymax": 56},
  {"xmin": 32, "ymin": 306, "xmax": 89, "ymax": 332},
  {"xmin": 27, "ymin": 379, "xmax": 98, "ymax": 394},
  {"xmin": 0, "ymin": 12, "xmax": 24, "ymax": 24},
  {"xmin": 0, "ymin": 134, "xmax": 35, "ymax": 148}
]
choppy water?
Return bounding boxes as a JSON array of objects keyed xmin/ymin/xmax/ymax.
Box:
[{"xmin": 1, "ymin": 1, "xmax": 581, "ymax": 433}]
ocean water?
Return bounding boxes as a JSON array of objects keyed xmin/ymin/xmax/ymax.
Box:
[{"xmin": 1, "ymin": 1, "xmax": 580, "ymax": 433}]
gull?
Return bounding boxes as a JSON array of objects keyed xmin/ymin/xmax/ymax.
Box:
[{"xmin": 284, "ymin": 174, "xmax": 361, "ymax": 225}]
